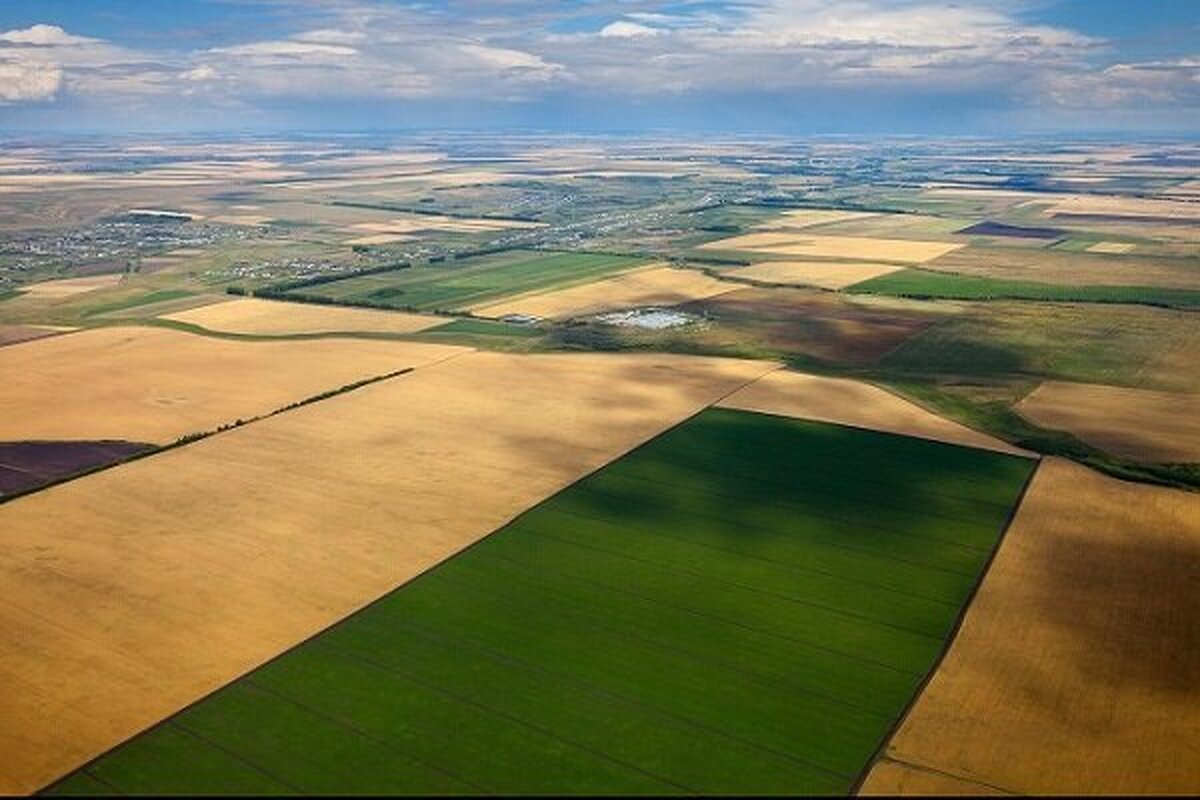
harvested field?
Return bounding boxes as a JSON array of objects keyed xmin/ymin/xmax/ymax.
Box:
[
  {"xmin": 1016, "ymin": 381, "xmax": 1200, "ymax": 462},
  {"xmin": 719, "ymin": 369, "xmax": 1025, "ymax": 455},
  {"xmin": 41, "ymin": 409, "xmax": 1034, "ymax": 795},
  {"xmin": 1086, "ymin": 241, "xmax": 1136, "ymax": 254},
  {"xmin": 732, "ymin": 260, "xmax": 903, "ymax": 289},
  {"xmin": 0, "ymin": 326, "xmax": 466, "ymax": 443},
  {"xmin": 471, "ymin": 266, "xmax": 737, "ymax": 319},
  {"xmin": 344, "ymin": 233, "xmax": 414, "ymax": 245},
  {"xmin": 0, "ymin": 440, "xmax": 153, "ymax": 497},
  {"xmin": 1045, "ymin": 194, "xmax": 1200, "ymax": 221},
  {"xmin": 862, "ymin": 458, "xmax": 1200, "ymax": 795},
  {"xmin": 755, "ymin": 208, "xmax": 878, "ymax": 229},
  {"xmin": 699, "ymin": 232, "xmax": 962, "ymax": 263},
  {"xmin": 209, "ymin": 214, "xmax": 274, "ymax": 226},
  {"xmin": 922, "ymin": 246, "xmax": 1200, "ymax": 289},
  {"xmin": 21, "ymin": 274, "xmax": 124, "ymax": 297},
  {"xmin": 348, "ymin": 214, "xmax": 544, "ymax": 235},
  {"xmin": 685, "ymin": 287, "xmax": 942, "ymax": 365},
  {"xmin": 0, "ymin": 351, "xmax": 775, "ymax": 795},
  {"xmin": 165, "ymin": 297, "xmax": 444, "ymax": 336}
]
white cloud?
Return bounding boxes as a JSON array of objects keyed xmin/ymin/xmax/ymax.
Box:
[
  {"xmin": 184, "ymin": 64, "xmax": 219, "ymax": 82},
  {"xmin": 0, "ymin": 59, "xmax": 62, "ymax": 102},
  {"xmin": 599, "ymin": 21, "xmax": 662, "ymax": 39},
  {"xmin": 0, "ymin": 24, "xmax": 95, "ymax": 47},
  {"xmin": 459, "ymin": 44, "xmax": 557, "ymax": 72}
]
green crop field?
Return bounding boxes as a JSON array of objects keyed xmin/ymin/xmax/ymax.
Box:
[
  {"xmin": 848, "ymin": 268, "xmax": 1200, "ymax": 308},
  {"xmin": 283, "ymin": 250, "xmax": 646, "ymax": 312},
  {"xmin": 44, "ymin": 409, "xmax": 1035, "ymax": 796}
]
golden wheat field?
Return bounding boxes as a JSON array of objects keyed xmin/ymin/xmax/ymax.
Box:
[
  {"xmin": 0, "ymin": 350, "xmax": 775, "ymax": 795},
  {"xmin": 0, "ymin": 326, "xmax": 466, "ymax": 443},
  {"xmin": 861, "ymin": 457, "xmax": 1200, "ymax": 796},
  {"xmin": 1016, "ymin": 381, "xmax": 1200, "ymax": 462},
  {"xmin": 717, "ymin": 369, "xmax": 1026, "ymax": 455},
  {"xmin": 699, "ymin": 231, "xmax": 962, "ymax": 263},
  {"xmin": 732, "ymin": 260, "xmax": 903, "ymax": 289},
  {"xmin": 165, "ymin": 297, "xmax": 445, "ymax": 336},
  {"xmin": 472, "ymin": 266, "xmax": 737, "ymax": 319}
]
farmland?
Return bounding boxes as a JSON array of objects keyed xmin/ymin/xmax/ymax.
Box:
[
  {"xmin": 848, "ymin": 268, "xmax": 1200, "ymax": 308},
  {"xmin": 862, "ymin": 458, "xmax": 1200, "ymax": 795},
  {"xmin": 730, "ymin": 260, "xmax": 904, "ymax": 289},
  {"xmin": 0, "ymin": 132, "xmax": 1197, "ymax": 797},
  {"xmin": 1016, "ymin": 381, "xmax": 1200, "ymax": 462},
  {"xmin": 275, "ymin": 250, "xmax": 647, "ymax": 312},
  {"xmin": 0, "ymin": 327, "xmax": 466, "ymax": 443},
  {"xmin": 699, "ymin": 232, "xmax": 962, "ymax": 264},
  {"xmin": 472, "ymin": 265, "xmax": 737, "ymax": 320},
  {"xmin": 44, "ymin": 409, "xmax": 1035, "ymax": 795},
  {"xmin": 165, "ymin": 297, "xmax": 445, "ymax": 336},
  {"xmin": 0, "ymin": 351, "xmax": 773, "ymax": 795}
]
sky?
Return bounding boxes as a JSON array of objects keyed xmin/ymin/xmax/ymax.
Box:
[{"xmin": 0, "ymin": 0, "xmax": 1196, "ymax": 134}]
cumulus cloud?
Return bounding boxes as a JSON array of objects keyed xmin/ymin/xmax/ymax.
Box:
[
  {"xmin": 0, "ymin": 24, "xmax": 95, "ymax": 47},
  {"xmin": 599, "ymin": 21, "xmax": 662, "ymax": 39},
  {"xmin": 0, "ymin": 59, "xmax": 62, "ymax": 102}
]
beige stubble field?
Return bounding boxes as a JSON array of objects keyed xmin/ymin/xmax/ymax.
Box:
[
  {"xmin": 0, "ymin": 326, "xmax": 466, "ymax": 443},
  {"xmin": 471, "ymin": 266, "xmax": 738, "ymax": 319}
]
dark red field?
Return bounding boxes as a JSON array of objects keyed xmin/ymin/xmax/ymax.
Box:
[{"xmin": 0, "ymin": 441, "xmax": 154, "ymax": 497}]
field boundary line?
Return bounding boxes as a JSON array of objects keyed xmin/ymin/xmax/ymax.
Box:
[
  {"xmin": 0, "ymin": 348, "xmax": 471, "ymax": 507},
  {"xmin": 868, "ymin": 755, "xmax": 1019, "ymax": 796},
  {"xmin": 849, "ymin": 455, "xmax": 1043, "ymax": 796}
]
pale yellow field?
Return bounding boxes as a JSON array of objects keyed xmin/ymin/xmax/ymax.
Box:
[
  {"xmin": 700, "ymin": 231, "xmax": 962, "ymax": 263},
  {"xmin": 755, "ymin": 209, "xmax": 879, "ymax": 229},
  {"xmin": 21, "ymin": 274, "xmax": 124, "ymax": 297},
  {"xmin": 861, "ymin": 458, "xmax": 1200, "ymax": 796},
  {"xmin": 0, "ymin": 326, "xmax": 465, "ymax": 444},
  {"xmin": 1085, "ymin": 241, "xmax": 1136, "ymax": 254},
  {"xmin": 1046, "ymin": 194, "xmax": 1200, "ymax": 221},
  {"xmin": 718, "ymin": 369, "xmax": 1027, "ymax": 455},
  {"xmin": 733, "ymin": 260, "xmax": 903, "ymax": 289},
  {"xmin": 166, "ymin": 297, "xmax": 444, "ymax": 336},
  {"xmin": 349, "ymin": 213, "xmax": 544, "ymax": 235},
  {"xmin": 472, "ymin": 266, "xmax": 737, "ymax": 319},
  {"xmin": 0, "ymin": 350, "xmax": 776, "ymax": 795},
  {"xmin": 344, "ymin": 233, "xmax": 414, "ymax": 245},
  {"xmin": 209, "ymin": 214, "xmax": 274, "ymax": 226},
  {"xmin": 1016, "ymin": 381, "xmax": 1200, "ymax": 462}
]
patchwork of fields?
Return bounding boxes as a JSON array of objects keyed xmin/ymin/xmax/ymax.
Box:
[
  {"xmin": 0, "ymin": 349, "xmax": 774, "ymax": 795},
  {"xmin": 43, "ymin": 409, "xmax": 1036, "ymax": 795},
  {"xmin": 848, "ymin": 268, "xmax": 1200, "ymax": 308}
]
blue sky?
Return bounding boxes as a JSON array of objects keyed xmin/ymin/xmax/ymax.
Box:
[{"xmin": 0, "ymin": 1, "xmax": 1195, "ymax": 133}]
